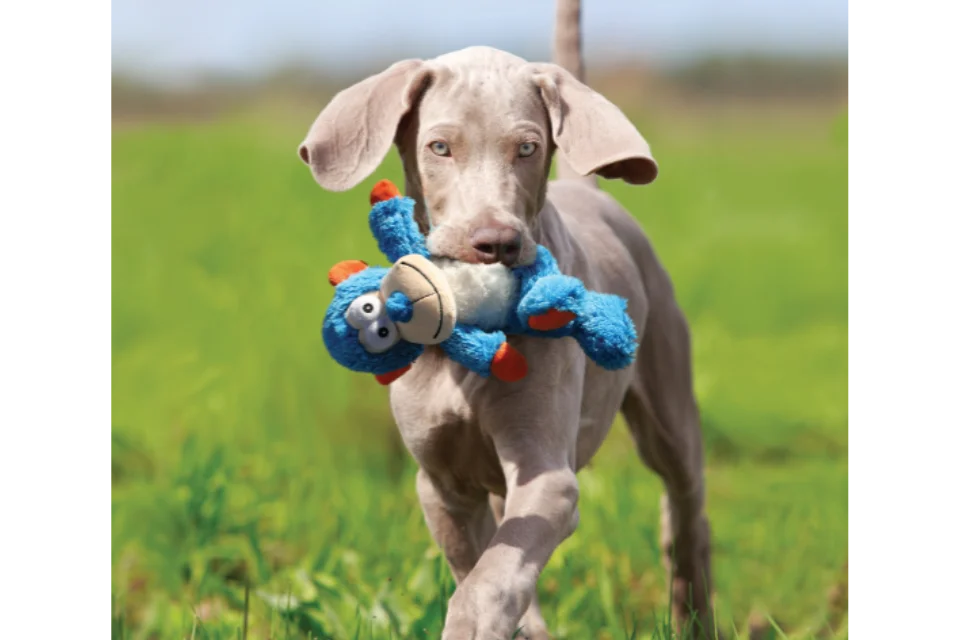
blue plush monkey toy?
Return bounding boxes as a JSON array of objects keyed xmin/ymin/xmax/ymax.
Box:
[{"xmin": 323, "ymin": 180, "xmax": 637, "ymax": 385}]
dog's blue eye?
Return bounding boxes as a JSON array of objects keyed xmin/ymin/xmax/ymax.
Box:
[
  {"xmin": 518, "ymin": 142, "xmax": 537, "ymax": 158},
  {"xmin": 429, "ymin": 141, "xmax": 451, "ymax": 157}
]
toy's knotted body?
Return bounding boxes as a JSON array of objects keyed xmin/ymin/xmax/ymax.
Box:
[{"xmin": 323, "ymin": 180, "xmax": 638, "ymax": 385}]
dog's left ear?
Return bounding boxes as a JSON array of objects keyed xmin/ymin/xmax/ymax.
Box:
[
  {"xmin": 530, "ymin": 63, "xmax": 658, "ymax": 185},
  {"xmin": 328, "ymin": 260, "xmax": 368, "ymax": 286}
]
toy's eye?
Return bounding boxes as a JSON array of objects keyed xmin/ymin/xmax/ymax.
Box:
[
  {"xmin": 429, "ymin": 141, "xmax": 451, "ymax": 157},
  {"xmin": 360, "ymin": 317, "xmax": 401, "ymax": 353},
  {"xmin": 518, "ymin": 142, "xmax": 537, "ymax": 158},
  {"xmin": 346, "ymin": 293, "xmax": 383, "ymax": 329}
]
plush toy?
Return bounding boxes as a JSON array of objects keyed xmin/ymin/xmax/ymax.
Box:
[{"xmin": 323, "ymin": 180, "xmax": 637, "ymax": 385}]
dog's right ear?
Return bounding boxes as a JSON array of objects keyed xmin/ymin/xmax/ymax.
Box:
[{"xmin": 298, "ymin": 60, "xmax": 431, "ymax": 192}]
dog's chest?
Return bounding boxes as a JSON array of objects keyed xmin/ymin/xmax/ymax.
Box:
[
  {"xmin": 389, "ymin": 355, "xmax": 507, "ymax": 496},
  {"xmin": 432, "ymin": 259, "xmax": 518, "ymax": 331}
]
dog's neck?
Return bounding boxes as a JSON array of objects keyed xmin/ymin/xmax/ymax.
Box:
[{"xmin": 534, "ymin": 193, "xmax": 580, "ymax": 272}]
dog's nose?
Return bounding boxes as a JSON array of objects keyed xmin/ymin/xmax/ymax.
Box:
[{"xmin": 470, "ymin": 226, "xmax": 522, "ymax": 266}]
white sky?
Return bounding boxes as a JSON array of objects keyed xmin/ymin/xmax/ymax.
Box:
[{"xmin": 113, "ymin": 0, "xmax": 848, "ymax": 82}]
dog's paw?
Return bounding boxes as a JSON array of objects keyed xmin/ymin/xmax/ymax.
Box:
[
  {"xmin": 490, "ymin": 343, "xmax": 528, "ymax": 382},
  {"xmin": 514, "ymin": 609, "xmax": 551, "ymax": 639}
]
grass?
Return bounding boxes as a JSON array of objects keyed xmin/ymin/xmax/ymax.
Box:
[{"xmin": 112, "ymin": 101, "xmax": 848, "ymax": 639}]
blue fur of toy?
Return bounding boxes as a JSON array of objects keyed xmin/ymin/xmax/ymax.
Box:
[
  {"xmin": 370, "ymin": 196, "xmax": 430, "ymax": 262},
  {"xmin": 321, "ymin": 266, "xmax": 423, "ymax": 375},
  {"xmin": 459, "ymin": 244, "xmax": 638, "ymax": 370},
  {"xmin": 322, "ymin": 194, "xmax": 638, "ymax": 377},
  {"xmin": 385, "ymin": 291, "xmax": 414, "ymax": 323}
]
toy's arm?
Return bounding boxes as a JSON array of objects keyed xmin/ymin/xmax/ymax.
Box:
[
  {"xmin": 368, "ymin": 181, "xmax": 429, "ymax": 263},
  {"xmin": 440, "ymin": 325, "xmax": 528, "ymax": 382},
  {"xmin": 514, "ymin": 244, "xmax": 586, "ymax": 332},
  {"xmin": 513, "ymin": 245, "xmax": 563, "ymax": 299}
]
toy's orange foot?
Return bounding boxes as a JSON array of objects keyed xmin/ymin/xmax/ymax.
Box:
[
  {"xmin": 490, "ymin": 342, "xmax": 527, "ymax": 382},
  {"xmin": 491, "ymin": 343, "xmax": 528, "ymax": 382},
  {"xmin": 528, "ymin": 309, "xmax": 577, "ymax": 331},
  {"xmin": 370, "ymin": 179, "xmax": 401, "ymax": 205},
  {"xmin": 375, "ymin": 365, "xmax": 411, "ymax": 385}
]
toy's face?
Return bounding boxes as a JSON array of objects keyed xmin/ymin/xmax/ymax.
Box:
[
  {"xmin": 323, "ymin": 256, "xmax": 456, "ymax": 385},
  {"xmin": 323, "ymin": 264, "xmax": 423, "ymax": 384},
  {"xmin": 380, "ymin": 254, "xmax": 456, "ymax": 344},
  {"xmin": 343, "ymin": 291, "xmax": 401, "ymax": 352}
]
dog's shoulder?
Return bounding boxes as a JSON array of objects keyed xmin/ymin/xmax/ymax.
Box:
[
  {"xmin": 542, "ymin": 180, "xmax": 674, "ymax": 322},
  {"xmin": 547, "ymin": 179, "xmax": 645, "ymax": 233}
]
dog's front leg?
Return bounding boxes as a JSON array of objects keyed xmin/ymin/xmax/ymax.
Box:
[
  {"xmin": 442, "ymin": 462, "xmax": 578, "ymax": 639},
  {"xmin": 442, "ymin": 381, "xmax": 582, "ymax": 640}
]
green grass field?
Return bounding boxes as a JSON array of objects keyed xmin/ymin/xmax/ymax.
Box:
[{"xmin": 111, "ymin": 102, "xmax": 848, "ymax": 639}]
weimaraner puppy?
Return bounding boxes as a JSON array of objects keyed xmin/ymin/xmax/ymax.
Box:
[{"xmin": 298, "ymin": 1, "xmax": 717, "ymax": 637}]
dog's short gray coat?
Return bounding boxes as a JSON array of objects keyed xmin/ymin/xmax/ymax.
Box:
[{"xmin": 299, "ymin": 2, "xmax": 718, "ymax": 637}]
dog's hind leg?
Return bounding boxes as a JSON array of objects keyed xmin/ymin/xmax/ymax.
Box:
[
  {"xmin": 415, "ymin": 469, "xmax": 495, "ymax": 584},
  {"xmin": 619, "ymin": 301, "xmax": 720, "ymax": 639}
]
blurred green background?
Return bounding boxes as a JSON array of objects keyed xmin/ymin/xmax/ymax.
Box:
[{"xmin": 112, "ymin": 3, "xmax": 848, "ymax": 638}]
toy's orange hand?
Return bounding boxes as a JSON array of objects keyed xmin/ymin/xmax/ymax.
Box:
[
  {"xmin": 375, "ymin": 365, "xmax": 411, "ymax": 385},
  {"xmin": 370, "ymin": 179, "xmax": 401, "ymax": 205},
  {"xmin": 528, "ymin": 309, "xmax": 577, "ymax": 331},
  {"xmin": 491, "ymin": 343, "xmax": 528, "ymax": 382}
]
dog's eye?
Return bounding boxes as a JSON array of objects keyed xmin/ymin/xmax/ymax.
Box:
[
  {"xmin": 360, "ymin": 318, "xmax": 401, "ymax": 353},
  {"xmin": 518, "ymin": 142, "xmax": 538, "ymax": 158},
  {"xmin": 346, "ymin": 293, "xmax": 383, "ymax": 329},
  {"xmin": 429, "ymin": 141, "xmax": 451, "ymax": 157}
]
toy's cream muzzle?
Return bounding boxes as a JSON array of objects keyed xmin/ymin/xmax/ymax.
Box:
[{"xmin": 380, "ymin": 254, "xmax": 457, "ymax": 345}]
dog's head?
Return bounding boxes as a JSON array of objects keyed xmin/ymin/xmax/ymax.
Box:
[
  {"xmin": 323, "ymin": 255, "xmax": 456, "ymax": 385},
  {"xmin": 299, "ymin": 46, "xmax": 656, "ymax": 268}
]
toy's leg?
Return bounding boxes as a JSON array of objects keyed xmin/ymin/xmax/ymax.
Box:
[
  {"xmin": 517, "ymin": 275, "xmax": 586, "ymax": 331},
  {"xmin": 367, "ymin": 181, "xmax": 430, "ymax": 262},
  {"xmin": 441, "ymin": 325, "xmax": 528, "ymax": 382},
  {"xmin": 568, "ymin": 292, "xmax": 638, "ymax": 371}
]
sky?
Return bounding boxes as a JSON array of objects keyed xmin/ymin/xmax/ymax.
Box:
[{"xmin": 112, "ymin": 0, "xmax": 848, "ymax": 84}]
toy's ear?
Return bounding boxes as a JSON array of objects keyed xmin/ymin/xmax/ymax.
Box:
[
  {"xmin": 328, "ymin": 260, "xmax": 368, "ymax": 286},
  {"xmin": 370, "ymin": 179, "xmax": 402, "ymax": 205}
]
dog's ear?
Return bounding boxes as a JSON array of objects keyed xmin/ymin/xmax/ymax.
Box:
[
  {"xmin": 299, "ymin": 60, "xmax": 432, "ymax": 191},
  {"xmin": 531, "ymin": 63, "xmax": 658, "ymax": 185},
  {"xmin": 328, "ymin": 260, "xmax": 368, "ymax": 286}
]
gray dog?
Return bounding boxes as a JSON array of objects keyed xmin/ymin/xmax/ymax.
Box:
[{"xmin": 298, "ymin": 1, "xmax": 718, "ymax": 637}]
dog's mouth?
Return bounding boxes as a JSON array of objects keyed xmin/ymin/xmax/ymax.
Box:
[
  {"xmin": 429, "ymin": 244, "xmax": 539, "ymax": 268},
  {"xmin": 424, "ymin": 220, "xmax": 538, "ymax": 268}
]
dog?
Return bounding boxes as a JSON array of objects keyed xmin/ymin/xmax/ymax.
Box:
[{"xmin": 298, "ymin": 1, "xmax": 717, "ymax": 637}]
